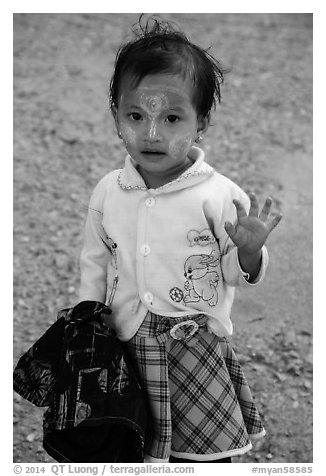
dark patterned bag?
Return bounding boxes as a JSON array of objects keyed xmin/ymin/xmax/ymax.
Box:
[{"xmin": 13, "ymin": 301, "xmax": 147, "ymax": 462}]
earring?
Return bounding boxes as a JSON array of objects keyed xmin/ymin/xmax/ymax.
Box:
[
  {"xmin": 118, "ymin": 131, "xmax": 122, "ymax": 139},
  {"xmin": 195, "ymin": 134, "xmax": 204, "ymax": 143}
]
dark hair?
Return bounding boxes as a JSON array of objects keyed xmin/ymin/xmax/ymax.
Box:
[{"xmin": 109, "ymin": 15, "xmax": 227, "ymax": 118}]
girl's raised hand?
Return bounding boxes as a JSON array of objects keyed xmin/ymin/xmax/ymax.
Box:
[{"xmin": 224, "ymin": 193, "xmax": 283, "ymax": 255}]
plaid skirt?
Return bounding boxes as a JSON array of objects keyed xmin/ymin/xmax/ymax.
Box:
[{"xmin": 124, "ymin": 312, "xmax": 265, "ymax": 462}]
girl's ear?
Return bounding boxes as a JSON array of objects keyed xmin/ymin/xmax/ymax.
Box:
[
  {"xmin": 197, "ymin": 112, "xmax": 210, "ymax": 136},
  {"xmin": 111, "ymin": 105, "xmax": 119, "ymax": 130}
]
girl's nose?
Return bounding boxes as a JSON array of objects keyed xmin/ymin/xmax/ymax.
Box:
[{"xmin": 145, "ymin": 119, "xmax": 162, "ymax": 141}]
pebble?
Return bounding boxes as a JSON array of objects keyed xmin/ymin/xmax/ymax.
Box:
[
  {"xmin": 286, "ymin": 364, "xmax": 301, "ymax": 376},
  {"xmin": 18, "ymin": 298, "xmax": 28, "ymax": 308},
  {"xmin": 303, "ymin": 380, "xmax": 312, "ymax": 389},
  {"xmin": 275, "ymin": 372, "xmax": 287, "ymax": 382},
  {"xmin": 252, "ymin": 439, "xmax": 264, "ymax": 451},
  {"xmin": 26, "ymin": 433, "xmax": 36, "ymax": 442},
  {"xmin": 54, "ymin": 254, "xmax": 69, "ymax": 269}
]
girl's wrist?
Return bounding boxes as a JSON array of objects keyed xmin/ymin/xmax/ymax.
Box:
[{"xmin": 238, "ymin": 248, "xmax": 262, "ymax": 281}]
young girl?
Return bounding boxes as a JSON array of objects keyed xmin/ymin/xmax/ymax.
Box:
[{"xmin": 78, "ymin": 16, "xmax": 282, "ymax": 463}]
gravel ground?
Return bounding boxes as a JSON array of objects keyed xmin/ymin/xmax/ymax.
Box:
[{"xmin": 13, "ymin": 13, "xmax": 313, "ymax": 463}]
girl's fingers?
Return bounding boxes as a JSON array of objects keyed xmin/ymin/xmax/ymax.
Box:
[
  {"xmin": 233, "ymin": 199, "xmax": 247, "ymax": 219},
  {"xmin": 259, "ymin": 197, "xmax": 273, "ymax": 222},
  {"xmin": 248, "ymin": 192, "xmax": 259, "ymax": 217},
  {"xmin": 224, "ymin": 221, "xmax": 236, "ymax": 239},
  {"xmin": 266, "ymin": 213, "xmax": 283, "ymax": 233},
  {"xmin": 232, "ymin": 195, "xmax": 282, "ymax": 236}
]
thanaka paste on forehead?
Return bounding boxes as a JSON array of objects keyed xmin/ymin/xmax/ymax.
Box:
[
  {"xmin": 139, "ymin": 92, "xmax": 169, "ymax": 115},
  {"xmin": 135, "ymin": 85, "xmax": 190, "ymax": 99}
]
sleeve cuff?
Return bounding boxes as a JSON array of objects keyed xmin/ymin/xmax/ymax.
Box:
[{"xmin": 237, "ymin": 246, "xmax": 269, "ymax": 286}]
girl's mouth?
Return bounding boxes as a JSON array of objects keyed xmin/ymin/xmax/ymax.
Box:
[
  {"xmin": 142, "ymin": 150, "xmax": 166, "ymax": 158},
  {"xmin": 142, "ymin": 149, "xmax": 165, "ymax": 154}
]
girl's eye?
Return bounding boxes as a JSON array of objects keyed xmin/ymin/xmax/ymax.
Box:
[
  {"xmin": 166, "ymin": 115, "xmax": 180, "ymax": 123},
  {"xmin": 129, "ymin": 112, "xmax": 142, "ymax": 121}
]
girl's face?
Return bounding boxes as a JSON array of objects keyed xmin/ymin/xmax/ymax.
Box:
[{"xmin": 112, "ymin": 74, "xmax": 209, "ymax": 187}]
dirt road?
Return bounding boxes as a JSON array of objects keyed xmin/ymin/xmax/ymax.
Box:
[{"xmin": 13, "ymin": 13, "xmax": 313, "ymax": 463}]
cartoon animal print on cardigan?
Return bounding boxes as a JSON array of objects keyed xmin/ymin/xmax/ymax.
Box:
[
  {"xmin": 183, "ymin": 249, "xmax": 220, "ymax": 306},
  {"xmin": 169, "ymin": 249, "xmax": 220, "ymax": 307},
  {"xmin": 187, "ymin": 228, "xmax": 216, "ymax": 247}
]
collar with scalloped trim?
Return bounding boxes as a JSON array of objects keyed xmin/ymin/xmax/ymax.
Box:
[{"xmin": 117, "ymin": 146, "xmax": 215, "ymax": 193}]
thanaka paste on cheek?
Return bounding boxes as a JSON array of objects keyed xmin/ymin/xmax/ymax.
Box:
[
  {"xmin": 120, "ymin": 124, "xmax": 137, "ymax": 146},
  {"xmin": 169, "ymin": 134, "xmax": 193, "ymax": 160}
]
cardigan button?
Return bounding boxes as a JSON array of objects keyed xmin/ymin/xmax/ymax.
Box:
[
  {"xmin": 145, "ymin": 197, "xmax": 156, "ymax": 207},
  {"xmin": 144, "ymin": 292, "xmax": 154, "ymax": 304},
  {"xmin": 140, "ymin": 244, "xmax": 151, "ymax": 256}
]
